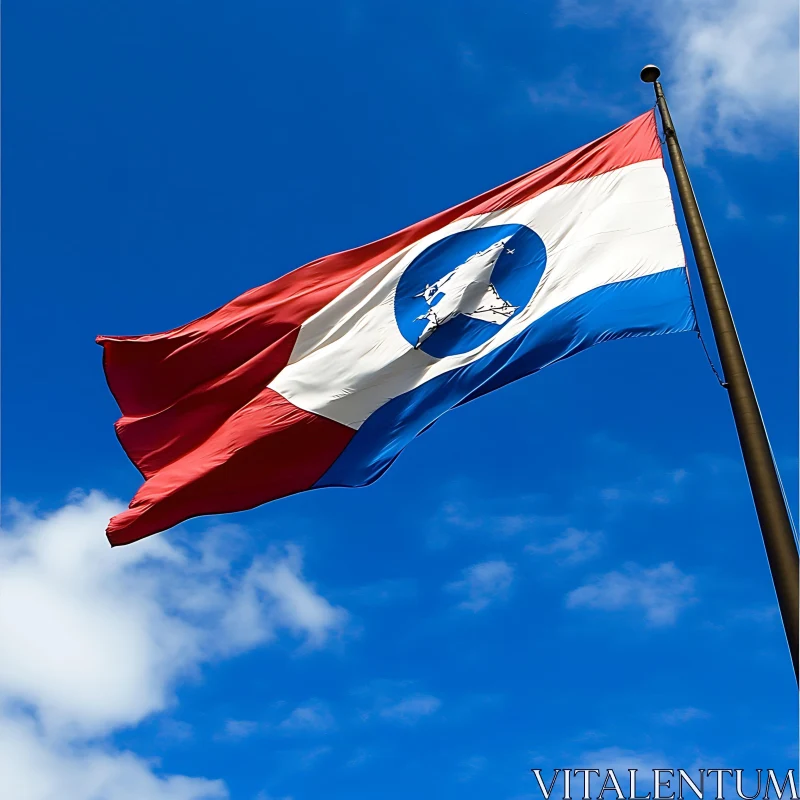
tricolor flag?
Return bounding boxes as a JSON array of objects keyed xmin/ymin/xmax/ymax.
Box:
[{"xmin": 98, "ymin": 110, "xmax": 696, "ymax": 546}]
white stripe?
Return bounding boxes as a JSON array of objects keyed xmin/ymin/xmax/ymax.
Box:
[{"xmin": 269, "ymin": 158, "xmax": 684, "ymax": 429}]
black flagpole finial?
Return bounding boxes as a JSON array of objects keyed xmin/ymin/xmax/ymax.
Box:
[{"xmin": 640, "ymin": 64, "xmax": 661, "ymax": 83}]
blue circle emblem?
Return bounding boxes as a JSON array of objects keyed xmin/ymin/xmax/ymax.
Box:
[{"xmin": 394, "ymin": 224, "xmax": 547, "ymax": 358}]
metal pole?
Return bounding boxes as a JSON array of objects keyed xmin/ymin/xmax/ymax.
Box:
[{"xmin": 640, "ymin": 64, "xmax": 799, "ymax": 683}]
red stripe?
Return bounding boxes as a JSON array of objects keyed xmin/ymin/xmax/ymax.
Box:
[
  {"xmin": 111, "ymin": 331, "xmax": 299, "ymax": 479},
  {"xmin": 106, "ymin": 389, "xmax": 354, "ymax": 546},
  {"xmin": 464, "ymin": 110, "xmax": 660, "ymax": 217},
  {"xmin": 98, "ymin": 111, "xmax": 660, "ymax": 543}
]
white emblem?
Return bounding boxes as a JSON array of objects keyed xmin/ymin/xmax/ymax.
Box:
[{"xmin": 414, "ymin": 237, "xmax": 518, "ymax": 348}]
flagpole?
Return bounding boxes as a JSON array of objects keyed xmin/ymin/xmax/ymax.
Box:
[{"xmin": 639, "ymin": 65, "xmax": 799, "ymax": 682}]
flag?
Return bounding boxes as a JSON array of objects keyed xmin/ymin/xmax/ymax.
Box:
[{"xmin": 98, "ymin": 110, "xmax": 696, "ymax": 545}]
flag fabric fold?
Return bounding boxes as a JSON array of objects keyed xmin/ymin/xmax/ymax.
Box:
[{"xmin": 98, "ymin": 110, "xmax": 696, "ymax": 545}]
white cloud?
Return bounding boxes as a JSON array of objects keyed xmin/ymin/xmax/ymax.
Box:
[
  {"xmin": 526, "ymin": 527, "xmax": 604, "ymax": 564},
  {"xmin": 446, "ymin": 560, "xmax": 514, "ymax": 611},
  {"xmin": 215, "ymin": 701, "xmax": 338, "ymax": 743},
  {"xmin": 220, "ymin": 719, "xmax": 260, "ymax": 740},
  {"xmin": 0, "ymin": 712, "xmax": 227, "ymax": 800},
  {"xmin": 218, "ymin": 702, "xmax": 336, "ymax": 740},
  {"xmin": 254, "ymin": 552, "xmax": 348, "ymax": 649},
  {"xmin": 379, "ymin": 694, "xmax": 442, "ymax": 724},
  {"xmin": 0, "ymin": 491, "xmax": 348, "ymax": 799},
  {"xmin": 279, "ymin": 702, "xmax": 335, "ymax": 732},
  {"xmin": 354, "ymin": 680, "xmax": 442, "ymax": 726},
  {"xmin": 578, "ymin": 746, "xmax": 667, "ymax": 773},
  {"xmin": 558, "ymin": 0, "xmax": 799, "ymax": 155},
  {"xmin": 662, "ymin": 0, "xmax": 798, "ymax": 154},
  {"xmin": 566, "ymin": 561, "xmax": 696, "ymax": 625},
  {"xmin": 598, "ymin": 466, "xmax": 690, "ymax": 509},
  {"xmin": 438, "ymin": 501, "xmax": 486, "ymax": 533},
  {"xmin": 429, "ymin": 497, "xmax": 567, "ymax": 548}
]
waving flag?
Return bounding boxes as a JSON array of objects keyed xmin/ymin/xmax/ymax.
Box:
[{"xmin": 98, "ymin": 110, "xmax": 696, "ymax": 545}]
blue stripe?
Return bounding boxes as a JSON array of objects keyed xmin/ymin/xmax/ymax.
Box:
[{"xmin": 314, "ymin": 268, "xmax": 696, "ymax": 489}]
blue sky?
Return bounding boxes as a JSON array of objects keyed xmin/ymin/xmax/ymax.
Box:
[{"xmin": 2, "ymin": 1, "xmax": 797, "ymax": 798}]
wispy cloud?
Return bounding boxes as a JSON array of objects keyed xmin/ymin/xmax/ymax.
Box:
[
  {"xmin": 432, "ymin": 439, "xmax": 740, "ymax": 560},
  {"xmin": 457, "ymin": 755, "xmax": 489, "ymax": 782},
  {"xmin": 354, "ymin": 680, "xmax": 442, "ymax": 726},
  {"xmin": 427, "ymin": 491, "xmax": 567, "ymax": 549},
  {"xmin": 578, "ymin": 746, "xmax": 668, "ymax": 772},
  {"xmin": 598, "ymin": 467, "xmax": 689, "ymax": 508},
  {"xmin": 157, "ymin": 718, "xmax": 194, "ymax": 743},
  {"xmin": 660, "ymin": 706, "xmax": 710, "ymax": 725},
  {"xmin": 220, "ymin": 719, "xmax": 260, "ymax": 740},
  {"xmin": 298, "ymin": 746, "xmax": 333, "ymax": 766},
  {"xmin": 379, "ymin": 693, "xmax": 442, "ymax": 724},
  {"xmin": 732, "ymin": 605, "xmax": 780, "ymax": 625},
  {"xmin": 251, "ymin": 545, "xmax": 349, "ymax": 650},
  {"xmin": 566, "ymin": 561, "xmax": 697, "ymax": 625},
  {"xmin": 345, "ymin": 747, "xmax": 371, "ymax": 768},
  {"xmin": 279, "ymin": 702, "xmax": 335, "ymax": 733},
  {"xmin": 557, "ymin": 0, "xmax": 799, "ymax": 155},
  {"xmin": 437, "ymin": 503, "xmax": 537, "ymax": 539},
  {"xmin": 526, "ymin": 527, "xmax": 604, "ymax": 564},
  {"xmin": 446, "ymin": 559, "xmax": 514, "ymax": 612},
  {"xmin": 527, "ymin": 66, "xmax": 633, "ymax": 119},
  {"xmin": 216, "ymin": 701, "xmax": 335, "ymax": 741},
  {"xmin": 584, "ymin": 435, "xmax": 743, "ymax": 512},
  {"xmin": 0, "ymin": 491, "xmax": 349, "ymax": 797}
]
